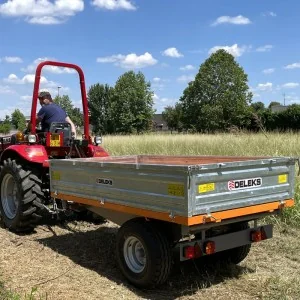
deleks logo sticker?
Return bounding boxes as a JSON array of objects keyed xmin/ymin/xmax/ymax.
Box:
[{"xmin": 228, "ymin": 177, "xmax": 262, "ymax": 191}]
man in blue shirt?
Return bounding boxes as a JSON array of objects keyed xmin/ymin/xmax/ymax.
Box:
[{"xmin": 36, "ymin": 90, "xmax": 76, "ymax": 136}]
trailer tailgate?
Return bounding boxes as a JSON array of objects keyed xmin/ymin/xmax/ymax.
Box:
[{"xmin": 190, "ymin": 157, "xmax": 295, "ymax": 216}]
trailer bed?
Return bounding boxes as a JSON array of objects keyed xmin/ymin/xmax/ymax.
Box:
[{"xmin": 49, "ymin": 155, "xmax": 296, "ymax": 226}]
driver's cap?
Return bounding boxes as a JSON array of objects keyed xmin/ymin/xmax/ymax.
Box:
[{"xmin": 38, "ymin": 89, "xmax": 51, "ymax": 98}]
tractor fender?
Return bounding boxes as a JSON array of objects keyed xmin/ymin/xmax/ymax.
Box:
[
  {"xmin": 87, "ymin": 144, "xmax": 110, "ymax": 157},
  {"xmin": 0, "ymin": 145, "xmax": 49, "ymax": 167}
]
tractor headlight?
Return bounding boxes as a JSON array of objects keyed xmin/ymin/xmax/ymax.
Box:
[
  {"xmin": 94, "ymin": 136, "xmax": 102, "ymax": 145},
  {"xmin": 28, "ymin": 134, "xmax": 37, "ymax": 143}
]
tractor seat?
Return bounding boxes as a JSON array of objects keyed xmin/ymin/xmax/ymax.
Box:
[{"xmin": 49, "ymin": 122, "xmax": 72, "ymax": 146}]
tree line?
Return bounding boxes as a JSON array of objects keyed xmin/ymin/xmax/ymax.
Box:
[{"xmin": 1, "ymin": 49, "xmax": 299, "ymax": 135}]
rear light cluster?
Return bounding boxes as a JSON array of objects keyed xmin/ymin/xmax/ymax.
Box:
[
  {"xmin": 183, "ymin": 227, "xmax": 268, "ymax": 260},
  {"xmin": 250, "ymin": 227, "xmax": 267, "ymax": 242},
  {"xmin": 184, "ymin": 241, "xmax": 216, "ymax": 259}
]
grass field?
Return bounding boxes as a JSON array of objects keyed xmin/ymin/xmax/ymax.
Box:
[{"xmin": 1, "ymin": 132, "xmax": 300, "ymax": 299}]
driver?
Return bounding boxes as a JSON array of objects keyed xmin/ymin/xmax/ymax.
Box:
[{"xmin": 34, "ymin": 90, "xmax": 76, "ymax": 136}]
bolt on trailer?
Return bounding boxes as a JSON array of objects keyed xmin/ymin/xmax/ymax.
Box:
[{"xmin": 49, "ymin": 154, "xmax": 296, "ymax": 288}]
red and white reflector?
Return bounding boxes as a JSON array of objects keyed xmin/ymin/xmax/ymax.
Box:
[{"xmin": 184, "ymin": 243, "xmax": 202, "ymax": 259}]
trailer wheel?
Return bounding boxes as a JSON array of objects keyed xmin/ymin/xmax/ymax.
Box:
[
  {"xmin": 116, "ymin": 219, "xmax": 172, "ymax": 288},
  {"xmin": 219, "ymin": 222, "xmax": 251, "ymax": 264},
  {"xmin": 0, "ymin": 159, "xmax": 43, "ymax": 232}
]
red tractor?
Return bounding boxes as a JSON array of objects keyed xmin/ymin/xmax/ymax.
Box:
[{"xmin": 0, "ymin": 61, "xmax": 109, "ymax": 231}]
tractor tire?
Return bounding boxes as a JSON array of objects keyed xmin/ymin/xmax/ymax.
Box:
[
  {"xmin": 0, "ymin": 158, "xmax": 43, "ymax": 232},
  {"xmin": 116, "ymin": 219, "xmax": 172, "ymax": 288},
  {"xmin": 218, "ymin": 222, "xmax": 251, "ymax": 264}
]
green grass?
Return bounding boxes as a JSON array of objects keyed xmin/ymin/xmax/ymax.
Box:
[
  {"xmin": 0, "ymin": 280, "xmax": 20, "ymax": 300},
  {"xmin": 0, "ymin": 281, "xmax": 43, "ymax": 300},
  {"xmin": 101, "ymin": 132, "xmax": 300, "ymax": 226}
]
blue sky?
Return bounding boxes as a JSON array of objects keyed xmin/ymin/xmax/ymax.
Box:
[{"xmin": 1, "ymin": 0, "xmax": 300, "ymax": 119}]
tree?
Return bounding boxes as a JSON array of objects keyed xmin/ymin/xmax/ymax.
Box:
[
  {"xmin": 162, "ymin": 103, "xmax": 183, "ymax": 133},
  {"xmin": 268, "ymin": 101, "xmax": 281, "ymax": 109},
  {"xmin": 88, "ymin": 84, "xmax": 114, "ymax": 134},
  {"xmin": 0, "ymin": 115, "xmax": 11, "ymax": 134},
  {"xmin": 0, "ymin": 124, "xmax": 10, "ymax": 134},
  {"xmin": 112, "ymin": 71, "xmax": 155, "ymax": 134},
  {"xmin": 250, "ymin": 101, "xmax": 265, "ymax": 112},
  {"xmin": 54, "ymin": 95, "xmax": 83, "ymax": 128},
  {"xmin": 11, "ymin": 109, "xmax": 26, "ymax": 131},
  {"xmin": 180, "ymin": 49, "xmax": 252, "ymax": 132}
]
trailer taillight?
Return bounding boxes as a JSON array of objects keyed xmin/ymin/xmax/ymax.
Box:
[
  {"xmin": 184, "ymin": 244, "xmax": 202, "ymax": 259},
  {"xmin": 204, "ymin": 241, "xmax": 216, "ymax": 255},
  {"xmin": 251, "ymin": 228, "xmax": 267, "ymax": 242}
]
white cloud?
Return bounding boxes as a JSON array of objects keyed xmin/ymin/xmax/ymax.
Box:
[
  {"xmin": 263, "ymin": 68, "xmax": 275, "ymax": 74},
  {"xmin": 162, "ymin": 47, "xmax": 183, "ymax": 58},
  {"xmin": 285, "ymin": 95, "xmax": 300, "ymax": 104},
  {"xmin": 180, "ymin": 65, "xmax": 195, "ymax": 71},
  {"xmin": 0, "ymin": 85, "xmax": 15, "ymax": 94},
  {"xmin": 284, "ymin": 62, "xmax": 300, "ymax": 70},
  {"xmin": 212, "ymin": 15, "xmax": 251, "ymax": 26},
  {"xmin": 91, "ymin": 0, "xmax": 136, "ymax": 10},
  {"xmin": 152, "ymin": 93, "xmax": 159, "ymax": 101},
  {"xmin": 209, "ymin": 44, "xmax": 247, "ymax": 57},
  {"xmin": 282, "ymin": 82, "xmax": 299, "ymax": 89},
  {"xmin": 0, "ymin": 0, "xmax": 84, "ymax": 24},
  {"xmin": 96, "ymin": 52, "xmax": 157, "ymax": 68},
  {"xmin": 262, "ymin": 11, "xmax": 277, "ymax": 17},
  {"xmin": 3, "ymin": 56, "xmax": 23, "ymax": 63},
  {"xmin": 4, "ymin": 73, "xmax": 48, "ymax": 84},
  {"xmin": 22, "ymin": 57, "xmax": 76, "ymax": 74},
  {"xmin": 152, "ymin": 93, "xmax": 177, "ymax": 113},
  {"xmin": 152, "ymin": 77, "xmax": 161, "ymax": 82},
  {"xmin": 256, "ymin": 82, "xmax": 273, "ymax": 91},
  {"xmin": 177, "ymin": 75, "xmax": 194, "ymax": 83},
  {"xmin": 20, "ymin": 95, "xmax": 32, "ymax": 101},
  {"xmin": 256, "ymin": 45, "xmax": 273, "ymax": 52}
]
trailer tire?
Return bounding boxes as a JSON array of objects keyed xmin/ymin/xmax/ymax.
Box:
[
  {"xmin": 218, "ymin": 222, "xmax": 251, "ymax": 264},
  {"xmin": 0, "ymin": 159, "xmax": 43, "ymax": 232},
  {"xmin": 116, "ymin": 219, "xmax": 172, "ymax": 288}
]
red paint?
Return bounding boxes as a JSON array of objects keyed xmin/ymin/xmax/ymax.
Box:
[
  {"xmin": 1, "ymin": 145, "xmax": 48, "ymax": 164},
  {"xmin": 87, "ymin": 144, "xmax": 109, "ymax": 157},
  {"xmin": 31, "ymin": 61, "xmax": 90, "ymax": 140}
]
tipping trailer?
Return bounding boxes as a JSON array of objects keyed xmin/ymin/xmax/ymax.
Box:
[{"xmin": 49, "ymin": 154, "xmax": 296, "ymax": 287}]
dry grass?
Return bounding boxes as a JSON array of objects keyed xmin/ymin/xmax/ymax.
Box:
[
  {"xmin": 102, "ymin": 132, "xmax": 300, "ymax": 157},
  {"xmin": 1, "ymin": 132, "xmax": 300, "ymax": 299},
  {"xmin": 0, "ymin": 221, "xmax": 299, "ymax": 300}
]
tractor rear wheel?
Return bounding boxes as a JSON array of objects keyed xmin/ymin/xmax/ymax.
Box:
[{"xmin": 0, "ymin": 158, "xmax": 43, "ymax": 232}]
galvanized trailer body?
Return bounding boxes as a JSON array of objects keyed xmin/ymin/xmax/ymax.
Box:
[{"xmin": 49, "ymin": 155, "xmax": 295, "ymax": 226}]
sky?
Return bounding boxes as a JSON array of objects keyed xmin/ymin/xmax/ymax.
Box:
[{"xmin": 1, "ymin": 0, "xmax": 300, "ymax": 119}]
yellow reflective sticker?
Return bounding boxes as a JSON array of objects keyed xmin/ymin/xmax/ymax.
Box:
[
  {"xmin": 51, "ymin": 171, "xmax": 61, "ymax": 181},
  {"xmin": 199, "ymin": 183, "xmax": 215, "ymax": 193},
  {"xmin": 50, "ymin": 134, "xmax": 60, "ymax": 147},
  {"xmin": 168, "ymin": 184, "xmax": 185, "ymax": 197},
  {"xmin": 278, "ymin": 174, "xmax": 287, "ymax": 184}
]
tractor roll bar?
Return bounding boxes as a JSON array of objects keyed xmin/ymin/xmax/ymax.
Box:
[{"xmin": 30, "ymin": 61, "xmax": 90, "ymax": 139}]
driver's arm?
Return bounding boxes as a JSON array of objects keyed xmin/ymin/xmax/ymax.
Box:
[
  {"xmin": 27, "ymin": 115, "xmax": 42, "ymax": 131},
  {"xmin": 65, "ymin": 116, "xmax": 76, "ymax": 138}
]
